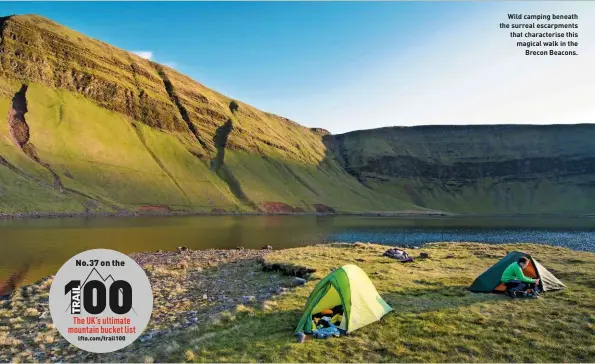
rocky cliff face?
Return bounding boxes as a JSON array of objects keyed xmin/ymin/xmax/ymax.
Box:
[
  {"xmin": 0, "ymin": 15, "xmax": 416, "ymax": 214},
  {"xmin": 0, "ymin": 15, "xmax": 592, "ymax": 215},
  {"xmin": 325, "ymin": 125, "xmax": 595, "ymax": 214}
]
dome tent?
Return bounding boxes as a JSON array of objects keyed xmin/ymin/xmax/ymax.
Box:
[
  {"xmin": 469, "ymin": 251, "xmax": 566, "ymax": 293},
  {"xmin": 295, "ymin": 264, "xmax": 392, "ymax": 334}
]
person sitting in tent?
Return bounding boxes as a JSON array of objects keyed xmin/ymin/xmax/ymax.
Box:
[
  {"xmin": 501, "ymin": 257, "xmax": 540, "ymax": 298},
  {"xmin": 469, "ymin": 251, "xmax": 565, "ymax": 294}
]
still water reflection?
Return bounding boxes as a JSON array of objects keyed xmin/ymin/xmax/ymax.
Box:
[{"xmin": 1, "ymin": 215, "xmax": 594, "ymax": 285}]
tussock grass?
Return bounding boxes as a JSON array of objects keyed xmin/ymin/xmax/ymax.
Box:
[
  {"xmin": 127, "ymin": 242, "xmax": 595, "ymax": 362},
  {"xmin": 22, "ymin": 308, "xmax": 39, "ymax": 317}
]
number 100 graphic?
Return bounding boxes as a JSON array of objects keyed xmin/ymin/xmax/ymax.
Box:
[{"xmin": 66, "ymin": 279, "xmax": 133, "ymax": 315}]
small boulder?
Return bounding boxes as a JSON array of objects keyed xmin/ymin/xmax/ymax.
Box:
[
  {"xmin": 242, "ymin": 295, "xmax": 256, "ymax": 304},
  {"xmin": 276, "ymin": 287, "xmax": 289, "ymax": 294},
  {"xmin": 419, "ymin": 252, "xmax": 430, "ymax": 259},
  {"xmin": 445, "ymin": 254, "xmax": 456, "ymax": 259},
  {"xmin": 292, "ymin": 277, "xmax": 306, "ymax": 286},
  {"xmin": 177, "ymin": 246, "xmax": 189, "ymax": 253},
  {"xmin": 139, "ymin": 332, "xmax": 153, "ymax": 342},
  {"xmin": 262, "ymin": 245, "xmax": 273, "ymax": 250}
]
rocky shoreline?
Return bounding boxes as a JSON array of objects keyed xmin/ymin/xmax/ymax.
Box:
[
  {"xmin": 0, "ymin": 209, "xmax": 452, "ymax": 220},
  {"xmin": 5, "ymin": 209, "xmax": 594, "ymax": 221},
  {"xmin": 0, "ymin": 247, "xmax": 302, "ymax": 363}
]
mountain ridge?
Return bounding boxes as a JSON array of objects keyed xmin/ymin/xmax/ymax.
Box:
[
  {"xmin": 1, "ymin": 14, "xmax": 594, "ymax": 215},
  {"xmin": 325, "ymin": 123, "xmax": 595, "ymax": 214},
  {"xmin": 0, "ymin": 14, "xmax": 424, "ymax": 215}
]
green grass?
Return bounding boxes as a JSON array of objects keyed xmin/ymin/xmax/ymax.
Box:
[
  {"xmin": 329, "ymin": 126, "xmax": 595, "ymax": 214},
  {"xmin": 360, "ymin": 173, "xmax": 595, "ymax": 215},
  {"xmin": 3, "ymin": 243, "xmax": 593, "ymax": 362},
  {"xmin": 17, "ymin": 82, "xmax": 194, "ymax": 211},
  {"xmin": 0, "ymin": 13, "xmax": 425, "ymax": 214},
  {"xmin": 5, "ymin": 14, "xmax": 594, "ymax": 215},
  {"xmin": 0, "ymin": 71, "xmax": 421, "ymax": 213},
  {"xmin": 119, "ymin": 243, "xmax": 595, "ymax": 362},
  {"xmin": 0, "ymin": 80, "xmax": 86, "ymax": 213}
]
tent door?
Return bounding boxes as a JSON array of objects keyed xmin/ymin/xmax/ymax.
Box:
[
  {"xmin": 494, "ymin": 260, "xmax": 539, "ymax": 292},
  {"xmin": 311, "ymin": 281, "xmax": 347, "ymax": 330}
]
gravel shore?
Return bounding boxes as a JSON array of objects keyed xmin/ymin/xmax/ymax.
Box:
[{"xmin": 0, "ymin": 247, "xmax": 297, "ymax": 363}]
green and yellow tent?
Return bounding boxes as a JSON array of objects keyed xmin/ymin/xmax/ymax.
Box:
[
  {"xmin": 469, "ymin": 251, "xmax": 566, "ymax": 293},
  {"xmin": 295, "ymin": 264, "xmax": 392, "ymax": 334}
]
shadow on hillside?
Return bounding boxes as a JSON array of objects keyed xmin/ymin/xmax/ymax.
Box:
[
  {"xmin": 321, "ymin": 134, "xmax": 365, "ymax": 185},
  {"xmin": 319, "ymin": 133, "xmax": 432, "ymax": 213}
]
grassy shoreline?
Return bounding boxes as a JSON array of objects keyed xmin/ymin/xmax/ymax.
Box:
[{"xmin": 2, "ymin": 242, "xmax": 594, "ymax": 362}]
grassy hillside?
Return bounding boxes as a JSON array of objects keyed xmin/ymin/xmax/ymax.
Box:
[
  {"xmin": 325, "ymin": 125, "xmax": 595, "ymax": 214},
  {"xmin": 0, "ymin": 14, "xmax": 421, "ymax": 214},
  {"xmin": 1, "ymin": 14, "xmax": 594, "ymax": 215}
]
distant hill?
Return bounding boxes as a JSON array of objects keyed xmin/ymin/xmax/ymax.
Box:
[
  {"xmin": 0, "ymin": 15, "xmax": 593, "ymax": 215},
  {"xmin": 325, "ymin": 125, "xmax": 595, "ymax": 214}
]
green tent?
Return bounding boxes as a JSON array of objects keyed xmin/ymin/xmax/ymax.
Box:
[
  {"xmin": 295, "ymin": 264, "xmax": 392, "ymax": 334},
  {"xmin": 469, "ymin": 251, "xmax": 566, "ymax": 293}
]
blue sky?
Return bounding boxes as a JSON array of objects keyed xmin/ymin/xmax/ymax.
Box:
[{"xmin": 2, "ymin": 2, "xmax": 593, "ymax": 133}]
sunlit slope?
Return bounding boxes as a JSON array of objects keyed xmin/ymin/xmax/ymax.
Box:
[
  {"xmin": 0, "ymin": 79, "xmax": 86, "ymax": 213},
  {"xmin": 326, "ymin": 125, "xmax": 595, "ymax": 214},
  {"xmin": 0, "ymin": 14, "xmax": 419, "ymax": 214},
  {"xmin": 6, "ymin": 14, "xmax": 589, "ymax": 215}
]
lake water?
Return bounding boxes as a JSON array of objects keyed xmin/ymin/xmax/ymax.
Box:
[{"xmin": 1, "ymin": 215, "xmax": 595, "ymax": 285}]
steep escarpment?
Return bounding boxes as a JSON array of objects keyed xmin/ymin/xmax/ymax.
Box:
[
  {"xmin": 325, "ymin": 125, "xmax": 595, "ymax": 214},
  {"xmin": 2, "ymin": 14, "xmax": 591, "ymax": 216},
  {"xmin": 0, "ymin": 15, "xmax": 183, "ymax": 131},
  {"xmin": 0, "ymin": 14, "xmax": 417, "ymax": 214}
]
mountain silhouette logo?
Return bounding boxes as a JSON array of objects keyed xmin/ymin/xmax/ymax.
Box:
[
  {"xmin": 49, "ymin": 249, "xmax": 153, "ymax": 353},
  {"xmin": 64, "ymin": 267, "xmax": 137, "ymax": 315}
]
